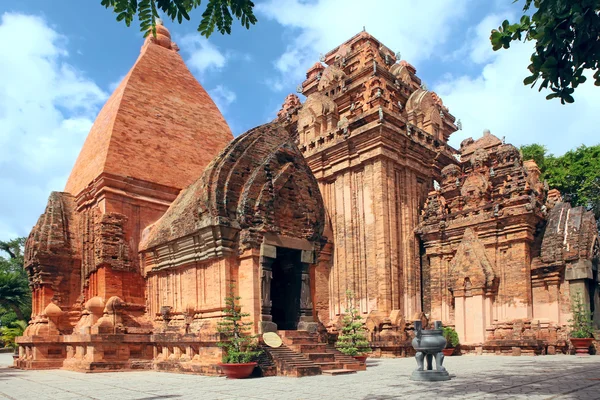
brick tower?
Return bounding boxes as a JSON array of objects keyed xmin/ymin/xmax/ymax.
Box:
[
  {"xmin": 286, "ymin": 31, "xmax": 459, "ymax": 324},
  {"xmin": 19, "ymin": 21, "xmax": 233, "ymax": 369}
]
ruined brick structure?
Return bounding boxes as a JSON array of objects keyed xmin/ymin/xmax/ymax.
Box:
[
  {"xmin": 16, "ymin": 27, "xmax": 600, "ymax": 375},
  {"xmin": 417, "ymin": 132, "xmax": 599, "ymax": 354}
]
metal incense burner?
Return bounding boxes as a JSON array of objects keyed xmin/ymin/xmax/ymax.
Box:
[{"xmin": 410, "ymin": 320, "xmax": 451, "ymax": 381}]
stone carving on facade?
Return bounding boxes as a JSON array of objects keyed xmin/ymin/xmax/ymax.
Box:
[
  {"xmin": 448, "ymin": 229, "xmax": 497, "ymax": 295},
  {"xmin": 261, "ymin": 267, "xmax": 273, "ymax": 313},
  {"xmin": 300, "ymin": 271, "xmax": 312, "ymax": 311},
  {"xmin": 297, "ymin": 93, "xmax": 339, "ymax": 145},
  {"xmin": 317, "ymin": 65, "xmax": 346, "ymax": 92}
]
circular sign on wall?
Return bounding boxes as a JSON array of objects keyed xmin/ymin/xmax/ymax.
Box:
[{"xmin": 262, "ymin": 332, "xmax": 283, "ymax": 348}]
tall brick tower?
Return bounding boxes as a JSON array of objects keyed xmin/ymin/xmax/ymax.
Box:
[
  {"xmin": 288, "ymin": 31, "xmax": 459, "ymax": 323},
  {"xmin": 20, "ymin": 21, "xmax": 233, "ymax": 369}
]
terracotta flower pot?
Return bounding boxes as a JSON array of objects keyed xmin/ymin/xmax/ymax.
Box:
[
  {"xmin": 570, "ymin": 338, "xmax": 594, "ymax": 356},
  {"xmin": 442, "ymin": 348, "xmax": 454, "ymax": 356},
  {"xmin": 218, "ymin": 362, "xmax": 257, "ymax": 379},
  {"xmin": 353, "ymin": 355, "xmax": 368, "ymax": 364}
]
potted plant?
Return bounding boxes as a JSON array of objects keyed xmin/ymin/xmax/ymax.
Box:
[
  {"xmin": 336, "ymin": 290, "xmax": 371, "ymax": 363},
  {"xmin": 442, "ymin": 326, "xmax": 459, "ymax": 356},
  {"xmin": 569, "ymin": 291, "xmax": 595, "ymax": 356},
  {"xmin": 216, "ymin": 283, "xmax": 262, "ymax": 378}
]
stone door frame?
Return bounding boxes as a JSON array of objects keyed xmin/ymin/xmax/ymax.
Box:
[{"xmin": 258, "ymin": 236, "xmax": 316, "ymax": 333}]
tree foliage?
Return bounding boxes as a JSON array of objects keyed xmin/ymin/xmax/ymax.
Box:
[
  {"xmin": 0, "ymin": 238, "xmax": 30, "ymax": 319},
  {"xmin": 1, "ymin": 320, "xmax": 27, "ymax": 349},
  {"xmin": 521, "ymin": 143, "xmax": 600, "ymax": 222},
  {"xmin": 216, "ymin": 283, "xmax": 261, "ymax": 364},
  {"xmin": 100, "ymin": 0, "xmax": 257, "ymax": 38},
  {"xmin": 490, "ymin": 0, "xmax": 600, "ymax": 104},
  {"xmin": 335, "ymin": 291, "xmax": 371, "ymax": 356},
  {"xmin": 0, "ymin": 238, "xmax": 30, "ymax": 347}
]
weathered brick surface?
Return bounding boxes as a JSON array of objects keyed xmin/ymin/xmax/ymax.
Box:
[
  {"xmin": 417, "ymin": 130, "xmax": 599, "ymax": 351},
  {"xmin": 64, "ymin": 25, "xmax": 232, "ymax": 196},
  {"xmin": 19, "ymin": 22, "xmax": 234, "ymax": 373},
  {"xmin": 289, "ymin": 31, "xmax": 459, "ymax": 327},
  {"xmin": 140, "ymin": 121, "xmax": 326, "ymax": 337}
]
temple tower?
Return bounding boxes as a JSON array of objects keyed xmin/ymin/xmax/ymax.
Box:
[
  {"xmin": 289, "ymin": 32, "xmax": 459, "ymax": 323},
  {"xmin": 20, "ymin": 22, "xmax": 233, "ymax": 369}
]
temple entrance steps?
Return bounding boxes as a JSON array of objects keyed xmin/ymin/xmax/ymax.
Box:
[
  {"xmin": 259, "ymin": 330, "xmax": 362, "ymax": 377},
  {"xmin": 259, "ymin": 343, "xmax": 321, "ymax": 377}
]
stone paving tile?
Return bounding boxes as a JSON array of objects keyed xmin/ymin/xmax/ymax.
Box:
[{"xmin": 2, "ymin": 354, "xmax": 600, "ymax": 399}]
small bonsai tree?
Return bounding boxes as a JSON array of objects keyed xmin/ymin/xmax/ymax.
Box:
[
  {"xmin": 336, "ymin": 290, "xmax": 371, "ymax": 356},
  {"xmin": 442, "ymin": 326, "xmax": 459, "ymax": 348},
  {"xmin": 569, "ymin": 291, "xmax": 594, "ymax": 339},
  {"xmin": 216, "ymin": 283, "xmax": 261, "ymax": 364}
]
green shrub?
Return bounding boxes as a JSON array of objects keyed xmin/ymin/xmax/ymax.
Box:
[
  {"xmin": 336, "ymin": 290, "xmax": 371, "ymax": 356},
  {"xmin": 569, "ymin": 291, "xmax": 594, "ymax": 339},
  {"xmin": 442, "ymin": 326, "xmax": 459, "ymax": 348},
  {"xmin": 216, "ymin": 283, "xmax": 261, "ymax": 364}
]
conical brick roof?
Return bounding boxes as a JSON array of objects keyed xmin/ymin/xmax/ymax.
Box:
[{"xmin": 64, "ymin": 23, "xmax": 233, "ymax": 196}]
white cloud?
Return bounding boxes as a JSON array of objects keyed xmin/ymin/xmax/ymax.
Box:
[
  {"xmin": 179, "ymin": 34, "xmax": 227, "ymax": 75},
  {"xmin": 256, "ymin": 0, "xmax": 471, "ymax": 89},
  {"xmin": 208, "ymin": 85, "xmax": 237, "ymax": 114},
  {"xmin": 435, "ymin": 13, "xmax": 600, "ymax": 155},
  {"xmin": 0, "ymin": 13, "xmax": 107, "ymax": 240}
]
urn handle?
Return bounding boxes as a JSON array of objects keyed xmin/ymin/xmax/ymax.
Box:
[{"xmin": 414, "ymin": 320, "xmax": 422, "ymax": 339}]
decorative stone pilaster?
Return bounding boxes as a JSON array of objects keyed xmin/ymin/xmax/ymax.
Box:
[
  {"xmin": 259, "ymin": 244, "xmax": 277, "ymax": 333},
  {"xmin": 298, "ymin": 262, "xmax": 318, "ymax": 332}
]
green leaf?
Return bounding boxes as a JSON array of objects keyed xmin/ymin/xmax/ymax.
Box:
[{"xmin": 523, "ymin": 74, "xmax": 537, "ymax": 85}]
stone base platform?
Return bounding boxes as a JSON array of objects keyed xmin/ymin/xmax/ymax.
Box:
[{"xmin": 410, "ymin": 369, "xmax": 450, "ymax": 381}]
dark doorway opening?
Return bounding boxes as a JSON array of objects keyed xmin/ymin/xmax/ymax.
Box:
[{"xmin": 270, "ymin": 248, "xmax": 302, "ymax": 330}]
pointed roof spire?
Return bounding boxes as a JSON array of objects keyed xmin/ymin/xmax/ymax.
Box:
[{"xmin": 65, "ymin": 29, "xmax": 232, "ymax": 196}]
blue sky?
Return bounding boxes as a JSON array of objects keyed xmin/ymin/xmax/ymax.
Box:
[{"xmin": 1, "ymin": 0, "xmax": 600, "ymax": 241}]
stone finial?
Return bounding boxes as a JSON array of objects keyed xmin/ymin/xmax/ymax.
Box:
[
  {"xmin": 483, "ymin": 129, "xmax": 491, "ymax": 136},
  {"xmin": 277, "ymin": 93, "xmax": 302, "ymax": 120},
  {"xmin": 144, "ymin": 19, "xmax": 177, "ymax": 51}
]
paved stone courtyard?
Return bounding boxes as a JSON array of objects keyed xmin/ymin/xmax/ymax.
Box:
[{"xmin": 1, "ymin": 353, "xmax": 600, "ymax": 400}]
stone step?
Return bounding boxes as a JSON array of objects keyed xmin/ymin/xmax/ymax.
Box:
[
  {"xmin": 277, "ymin": 330, "xmax": 315, "ymax": 339},
  {"xmin": 321, "ymin": 368, "xmax": 357, "ymax": 376},
  {"xmin": 291, "ymin": 366, "xmax": 322, "ymax": 377},
  {"xmin": 281, "ymin": 337, "xmax": 317, "ymax": 345},
  {"xmin": 292, "ymin": 344, "xmax": 327, "ymax": 353},
  {"xmin": 315, "ymin": 362, "xmax": 343, "ymax": 371},
  {"xmin": 307, "ymin": 352, "xmax": 335, "ymax": 362},
  {"xmin": 343, "ymin": 362, "xmax": 366, "ymax": 371}
]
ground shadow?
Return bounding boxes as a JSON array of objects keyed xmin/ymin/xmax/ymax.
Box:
[
  {"xmin": 0, "ymin": 366, "xmax": 25, "ymax": 381},
  {"xmin": 363, "ymin": 360, "xmax": 600, "ymax": 399}
]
